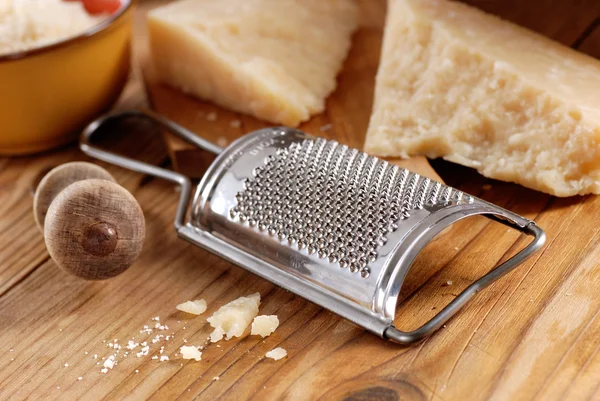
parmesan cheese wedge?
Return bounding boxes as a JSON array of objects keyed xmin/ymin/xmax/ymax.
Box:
[
  {"xmin": 250, "ymin": 315, "xmax": 279, "ymax": 338},
  {"xmin": 147, "ymin": 0, "xmax": 358, "ymax": 127},
  {"xmin": 365, "ymin": 0, "xmax": 600, "ymax": 197},
  {"xmin": 206, "ymin": 293, "xmax": 260, "ymax": 342}
]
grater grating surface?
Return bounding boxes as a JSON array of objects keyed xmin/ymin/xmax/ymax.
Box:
[
  {"xmin": 81, "ymin": 110, "xmax": 546, "ymax": 344},
  {"xmin": 230, "ymin": 138, "xmax": 473, "ymax": 279}
]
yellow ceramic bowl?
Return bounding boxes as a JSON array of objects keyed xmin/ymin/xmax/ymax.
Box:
[{"xmin": 0, "ymin": 3, "xmax": 133, "ymax": 155}]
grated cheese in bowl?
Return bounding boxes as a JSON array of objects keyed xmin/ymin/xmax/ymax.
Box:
[{"xmin": 0, "ymin": 0, "xmax": 107, "ymax": 56}]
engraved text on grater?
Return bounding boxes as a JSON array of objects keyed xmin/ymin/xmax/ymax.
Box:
[{"xmin": 229, "ymin": 138, "xmax": 473, "ymax": 278}]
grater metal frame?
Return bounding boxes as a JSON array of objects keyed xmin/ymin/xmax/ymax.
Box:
[{"xmin": 81, "ymin": 110, "xmax": 545, "ymax": 344}]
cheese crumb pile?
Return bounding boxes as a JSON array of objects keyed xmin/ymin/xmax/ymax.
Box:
[
  {"xmin": 52, "ymin": 292, "xmax": 284, "ymax": 385},
  {"xmin": 0, "ymin": 0, "xmax": 107, "ymax": 56}
]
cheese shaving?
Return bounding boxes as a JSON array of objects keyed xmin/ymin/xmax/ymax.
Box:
[{"xmin": 176, "ymin": 299, "xmax": 207, "ymax": 315}]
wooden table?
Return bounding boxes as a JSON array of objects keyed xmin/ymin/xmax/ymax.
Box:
[{"xmin": 2, "ymin": 1, "xmax": 600, "ymax": 400}]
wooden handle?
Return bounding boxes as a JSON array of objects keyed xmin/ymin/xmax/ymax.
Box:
[
  {"xmin": 34, "ymin": 162, "xmax": 146, "ymax": 280},
  {"xmin": 33, "ymin": 162, "xmax": 116, "ymax": 232},
  {"xmin": 43, "ymin": 179, "xmax": 145, "ymax": 280}
]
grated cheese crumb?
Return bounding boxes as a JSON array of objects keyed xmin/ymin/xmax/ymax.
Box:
[
  {"xmin": 64, "ymin": 363, "xmax": 69, "ymax": 367},
  {"xmin": 77, "ymin": 377, "xmax": 83, "ymax": 381},
  {"xmin": 180, "ymin": 346, "xmax": 202, "ymax": 361},
  {"xmin": 230, "ymin": 119, "xmax": 241, "ymax": 128},
  {"xmin": 103, "ymin": 357, "xmax": 115, "ymax": 369},
  {"xmin": 101, "ymin": 368, "xmax": 108, "ymax": 374},
  {"xmin": 152, "ymin": 356, "xmax": 158, "ymax": 360},
  {"xmin": 213, "ymin": 376, "xmax": 220, "ymax": 381},
  {"xmin": 176, "ymin": 299, "xmax": 207, "ymax": 315},
  {"xmin": 251, "ymin": 315, "xmax": 279, "ymax": 338},
  {"xmin": 207, "ymin": 293, "xmax": 260, "ymax": 342},
  {"xmin": 136, "ymin": 346, "xmax": 150, "ymax": 358},
  {"xmin": 265, "ymin": 348, "xmax": 287, "ymax": 361}
]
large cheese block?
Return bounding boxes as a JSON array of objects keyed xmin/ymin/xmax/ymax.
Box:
[
  {"xmin": 147, "ymin": 0, "xmax": 358, "ymax": 127},
  {"xmin": 365, "ymin": 0, "xmax": 600, "ymax": 197}
]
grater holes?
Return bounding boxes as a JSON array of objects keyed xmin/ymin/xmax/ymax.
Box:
[{"xmin": 229, "ymin": 138, "xmax": 469, "ymax": 278}]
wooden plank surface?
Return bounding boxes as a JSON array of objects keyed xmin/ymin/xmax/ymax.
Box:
[{"xmin": 1, "ymin": 1, "xmax": 600, "ymax": 401}]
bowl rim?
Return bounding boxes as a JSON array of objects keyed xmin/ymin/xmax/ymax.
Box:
[{"xmin": 0, "ymin": 0, "xmax": 133, "ymax": 62}]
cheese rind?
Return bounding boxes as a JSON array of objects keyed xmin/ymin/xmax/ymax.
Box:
[
  {"xmin": 365, "ymin": 0, "xmax": 600, "ymax": 197},
  {"xmin": 147, "ymin": 0, "xmax": 358, "ymax": 127},
  {"xmin": 207, "ymin": 293, "xmax": 260, "ymax": 342}
]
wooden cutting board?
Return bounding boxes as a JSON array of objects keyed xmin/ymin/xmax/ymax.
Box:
[{"xmin": 4, "ymin": 1, "xmax": 600, "ymax": 401}]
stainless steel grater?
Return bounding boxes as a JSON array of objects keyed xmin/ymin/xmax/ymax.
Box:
[{"xmin": 81, "ymin": 110, "xmax": 545, "ymax": 344}]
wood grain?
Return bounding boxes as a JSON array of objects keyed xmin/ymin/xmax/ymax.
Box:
[
  {"xmin": 2, "ymin": 1, "xmax": 600, "ymax": 401},
  {"xmin": 33, "ymin": 162, "xmax": 116, "ymax": 231}
]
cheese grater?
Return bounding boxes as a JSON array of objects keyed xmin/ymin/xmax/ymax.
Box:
[{"xmin": 81, "ymin": 110, "xmax": 545, "ymax": 344}]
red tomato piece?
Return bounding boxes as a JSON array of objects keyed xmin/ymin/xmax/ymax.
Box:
[{"xmin": 82, "ymin": 0, "xmax": 121, "ymax": 15}]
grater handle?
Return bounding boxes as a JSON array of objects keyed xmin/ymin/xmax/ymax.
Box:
[
  {"xmin": 384, "ymin": 222, "xmax": 545, "ymax": 344},
  {"xmin": 80, "ymin": 109, "xmax": 216, "ymax": 230}
]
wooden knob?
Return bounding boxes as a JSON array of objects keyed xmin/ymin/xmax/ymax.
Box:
[
  {"xmin": 44, "ymin": 179, "xmax": 145, "ymax": 280},
  {"xmin": 33, "ymin": 162, "xmax": 116, "ymax": 232}
]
